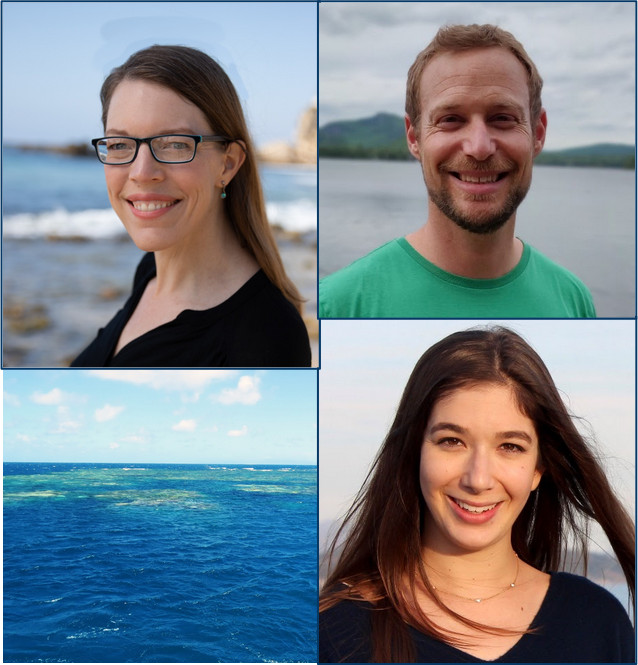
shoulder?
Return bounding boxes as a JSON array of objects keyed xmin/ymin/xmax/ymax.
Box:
[
  {"xmin": 545, "ymin": 572, "xmax": 634, "ymax": 640},
  {"xmin": 320, "ymin": 598, "xmax": 374, "ymax": 663},
  {"xmin": 524, "ymin": 245, "xmax": 596, "ymax": 316},
  {"xmin": 525, "ymin": 245, "xmax": 593, "ymax": 294},
  {"xmin": 319, "ymin": 239, "xmax": 415, "ymax": 317},
  {"xmin": 321, "ymin": 240, "xmax": 405, "ymax": 286},
  {"xmin": 549, "ymin": 572, "xmax": 629, "ymax": 610},
  {"xmin": 223, "ymin": 272, "xmax": 311, "ymax": 367}
]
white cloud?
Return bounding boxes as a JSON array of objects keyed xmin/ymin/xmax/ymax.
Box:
[
  {"xmin": 31, "ymin": 388, "xmax": 65, "ymax": 405},
  {"xmin": 95, "ymin": 404, "xmax": 125, "ymax": 423},
  {"xmin": 120, "ymin": 434, "xmax": 146, "ymax": 443},
  {"xmin": 172, "ymin": 419, "xmax": 197, "ymax": 432},
  {"xmin": 217, "ymin": 376, "xmax": 262, "ymax": 405},
  {"xmin": 109, "ymin": 442, "xmax": 120, "ymax": 450},
  {"xmin": 55, "ymin": 419, "xmax": 82, "ymax": 433},
  {"xmin": 89, "ymin": 370, "xmax": 237, "ymax": 392},
  {"xmin": 228, "ymin": 425, "xmax": 248, "ymax": 437},
  {"xmin": 4, "ymin": 391, "xmax": 21, "ymax": 407},
  {"xmin": 16, "ymin": 433, "xmax": 33, "ymax": 442}
]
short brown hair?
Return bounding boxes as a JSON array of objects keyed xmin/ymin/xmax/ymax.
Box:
[{"xmin": 406, "ymin": 24, "xmax": 543, "ymax": 130}]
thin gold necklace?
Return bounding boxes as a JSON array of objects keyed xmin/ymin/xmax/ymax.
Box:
[{"xmin": 430, "ymin": 554, "xmax": 519, "ymax": 603}]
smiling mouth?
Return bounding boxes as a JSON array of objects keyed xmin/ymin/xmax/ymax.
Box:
[
  {"xmin": 451, "ymin": 172, "xmax": 507, "ymax": 183},
  {"xmin": 451, "ymin": 497, "xmax": 500, "ymax": 514},
  {"xmin": 129, "ymin": 200, "xmax": 179, "ymax": 212}
]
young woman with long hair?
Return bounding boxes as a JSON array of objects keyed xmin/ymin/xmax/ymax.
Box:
[
  {"xmin": 320, "ymin": 326, "xmax": 635, "ymax": 662},
  {"xmin": 72, "ymin": 45, "xmax": 310, "ymax": 367}
]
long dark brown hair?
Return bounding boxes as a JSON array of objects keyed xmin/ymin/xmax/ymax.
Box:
[
  {"xmin": 320, "ymin": 326, "xmax": 635, "ymax": 662},
  {"xmin": 99, "ymin": 44, "xmax": 304, "ymax": 313}
]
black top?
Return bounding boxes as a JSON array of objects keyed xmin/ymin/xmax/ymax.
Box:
[
  {"xmin": 319, "ymin": 573, "xmax": 635, "ymax": 663},
  {"xmin": 71, "ymin": 253, "xmax": 311, "ymax": 368}
]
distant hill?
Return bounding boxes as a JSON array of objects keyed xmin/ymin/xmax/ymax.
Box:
[{"xmin": 319, "ymin": 113, "xmax": 635, "ymax": 168}]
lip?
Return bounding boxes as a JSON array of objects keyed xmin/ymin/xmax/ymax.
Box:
[
  {"xmin": 447, "ymin": 495, "xmax": 503, "ymax": 524},
  {"xmin": 125, "ymin": 193, "xmax": 182, "ymax": 219}
]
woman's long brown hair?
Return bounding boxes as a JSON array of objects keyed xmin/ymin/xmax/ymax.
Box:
[
  {"xmin": 320, "ymin": 326, "xmax": 635, "ymax": 662},
  {"xmin": 99, "ymin": 45, "xmax": 304, "ymax": 314}
]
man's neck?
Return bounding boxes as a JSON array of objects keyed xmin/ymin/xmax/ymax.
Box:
[{"xmin": 405, "ymin": 208, "xmax": 523, "ymax": 279}]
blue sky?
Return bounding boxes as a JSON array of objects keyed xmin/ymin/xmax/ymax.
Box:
[
  {"xmin": 2, "ymin": 1, "xmax": 316, "ymax": 146},
  {"xmin": 319, "ymin": 320, "xmax": 635, "ymax": 549},
  {"xmin": 3, "ymin": 370, "xmax": 317, "ymax": 464},
  {"xmin": 320, "ymin": 2, "xmax": 635, "ymax": 150}
]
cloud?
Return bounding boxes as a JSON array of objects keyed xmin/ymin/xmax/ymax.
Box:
[
  {"xmin": 55, "ymin": 419, "xmax": 82, "ymax": 433},
  {"xmin": 4, "ymin": 391, "xmax": 21, "ymax": 407},
  {"xmin": 217, "ymin": 376, "xmax": 262, "ymax": 405},
  {"xmin": 228, "ymin": 425, "xmax": 248, "ymax": 437},
  {"xmin": 89, "ymin": 370, "xmax": 237, "ymax": 392},
  {"xmin": 31, "ymin": 388, "xmax": 65, "ymax": 405},
  {"xmin": 109, "ymin": 442, "xmax": 120, "ymax": 450},
  {"xmin": 95, "ymin": 404, "xmax": 125, "ymax": 423},
  {"xmin": 172, "ymin": 419, "xmax": 197, "ymax": 432},
  {"xmin": 120, "ymin": 434, "xmax": 146, "ymax": 443}
]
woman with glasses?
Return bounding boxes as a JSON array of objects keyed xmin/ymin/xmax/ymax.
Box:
[
  {"xmin": 320, "ymin": 327, "xmax": 635, "ymax": 663},
  {"xmin": 72, "ymin": 45, "xmax": 311, "ymax": 367}
]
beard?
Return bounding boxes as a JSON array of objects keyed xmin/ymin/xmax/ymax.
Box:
[{"xmin": 426, "ymin": 159, "xmax": 531, "ymax": 235}]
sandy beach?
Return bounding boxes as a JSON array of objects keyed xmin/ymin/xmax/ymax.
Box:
[{"xmin": 3, "ymin": 228, "xmax": 317, "ymax": 368}]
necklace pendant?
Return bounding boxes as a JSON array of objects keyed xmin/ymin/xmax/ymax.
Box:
[{"xmin": 474, "ymin": 598, "xmax": 481, "ymax": 603}]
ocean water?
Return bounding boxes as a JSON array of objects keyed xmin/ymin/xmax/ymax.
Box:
[
  {"xmin": 3, "ymin": 463, "xmax": 317, "ymax": 663},
  {"xmin": 2, "ymin": 147, "xmax": 317, "ymax": 238}
]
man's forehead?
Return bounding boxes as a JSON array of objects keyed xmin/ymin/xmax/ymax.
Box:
[{"xmin": 419, "ymin": 47, "xmax": 530, "ymax": 110}]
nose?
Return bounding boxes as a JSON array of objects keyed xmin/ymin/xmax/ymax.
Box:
[
  {"xmin": 460, "ymin": 448, "xmax": 495, "ymax": 493},
  {"xmin": 128, "ymin": 143, "xmax": 163, "ymax": 181},
  {"xmin": 462, "ymin": 118, "xmax": 496, "ymax": 162}
]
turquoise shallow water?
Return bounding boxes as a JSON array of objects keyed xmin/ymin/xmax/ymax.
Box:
[{"xmin": 4, "ymin": 463, "xmax": 317, "ymax": 662}]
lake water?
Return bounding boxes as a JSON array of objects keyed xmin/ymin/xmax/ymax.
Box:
[
  {"xmin": 4, "ymin": 463, "xmax": 317, "ymax": 663},
  {"xmin": 319, "ymin": 158, "xmax": 635, "ymax": 317}
]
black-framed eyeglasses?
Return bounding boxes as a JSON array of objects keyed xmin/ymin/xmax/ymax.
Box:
[{"xmin": 91, "ymin": 134, "xmax": 234, "ymax": 165}]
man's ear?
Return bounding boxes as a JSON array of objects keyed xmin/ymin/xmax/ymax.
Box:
[
  {"xmin": 533, "ymin": 108, "xmax": 547, "ymax": 158},
  {"xmin": 405, "ymin": 114, "xmax": 422, "ymax": 160}
]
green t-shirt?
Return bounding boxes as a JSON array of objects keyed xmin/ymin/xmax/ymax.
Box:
[{"xmin": 319, "ymin": 238, "xmax": 596, "ymax": 318}]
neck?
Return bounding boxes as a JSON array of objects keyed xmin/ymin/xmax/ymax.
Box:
[
  {"xmin": 406, "ymin": 204, "xmax": 523, "ymax": 279},
  {"xmin": 421, "ymin": 540, "xmax": 519, "ymax": 601},
  {"xmin": 153, "ymin": 213, "xmax": 258, "ymax": 303}
]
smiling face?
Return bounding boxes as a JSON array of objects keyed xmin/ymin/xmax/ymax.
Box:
[
  {"xmin": 419, "ymin": 383, "xmax": 543, "ymax": 554},
  {"xmin": 103, "ymin": 79, "xmax": 237, "ymax": 253},
  {"xmin": 406, "ymin": 47, "xmax": 547, "ymax": 235}
]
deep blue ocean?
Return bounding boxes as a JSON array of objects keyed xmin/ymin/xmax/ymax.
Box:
[{"xmin": 4, "ymin": 463, "xmax": 317, "ymax": 663}]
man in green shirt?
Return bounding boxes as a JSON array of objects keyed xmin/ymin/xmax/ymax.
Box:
[{"xmin": 319, "ymin": 24, "xmax": 596, "ymax": 318}]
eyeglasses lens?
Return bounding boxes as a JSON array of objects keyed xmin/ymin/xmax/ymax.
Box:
[{"xmin": 96, "ymin": 136, "xmax": 198, "ymax": 164}]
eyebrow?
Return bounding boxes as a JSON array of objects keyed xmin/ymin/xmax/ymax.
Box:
[
  {"xmin": 104, "ymin": 128, "xmax": 202, "ymax": 136},
  {"xmin": 427, "ymin": 422, "xmax": 534, "ymax": 444},
  {"xmin": 428, "ymin": 101, "xmax": 528, "ymax": 120}
]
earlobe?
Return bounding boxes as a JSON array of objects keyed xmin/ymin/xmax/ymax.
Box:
[{"xmin": 405, "ymin": 114, "xmax": 422, "ymax": 160}]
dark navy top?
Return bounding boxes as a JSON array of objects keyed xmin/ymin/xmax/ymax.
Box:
[
  {"xmin": 319, "ymin": 572, "xmax": 635, "ymax": 662},
  {"xmin": 72, "ymin": 252, "xmax": 311, "ymax": 368}
]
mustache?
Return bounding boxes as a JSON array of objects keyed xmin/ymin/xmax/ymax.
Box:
[{"xmin": 439, "ymin": 158, "xmax": 517, "ymax": 173}]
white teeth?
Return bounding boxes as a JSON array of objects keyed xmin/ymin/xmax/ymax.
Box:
[
  {"xmin": 453, "ymin": 498, "xmax": 497, "ymax": 513},
  {"xmin": 131, "ymin": 201, "xmax": 175, "ymax": 212},
  {"xmin": 459, "ymin": 174, "xmax": 499, "ymax": 183}
]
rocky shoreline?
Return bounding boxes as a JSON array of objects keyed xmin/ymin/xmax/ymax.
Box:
[{"xmin": 3, "ymin": 227, "xmax": 317, "ymax": 368}]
